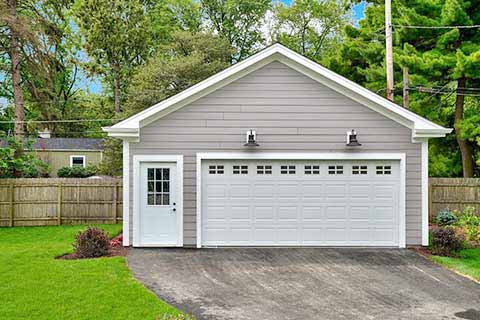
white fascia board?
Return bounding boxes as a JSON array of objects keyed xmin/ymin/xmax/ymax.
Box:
[{"xmin": 106, "ymin": 43, "xmax": 450, "ymax": 138}]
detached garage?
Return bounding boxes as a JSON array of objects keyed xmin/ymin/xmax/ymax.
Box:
[{"xmin": 104, "ymin": 44, "xmax": 451, "ymax": 249}]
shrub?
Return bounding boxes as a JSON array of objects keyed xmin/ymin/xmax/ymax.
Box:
[
  {"xmin": 57, "ymin": 165, "xmax": 97, "ymax": 178},
  {"xmin": 455, "ymin": 207, "xmax": 480, "ymax": 243},
  {"xmin": 0, "ymin": 136, "xmax": 49, "ymax": 178},
  {"xmin": 435, "ymin": 209, "xmax": 457, "ymax": 226},
  {"xmin": 74, "ymin": 227, "xmax": 111, "ymax": 258},
  {"xmin": 431, "ymin": 226, "xmax": 464, "ymax": 256}
]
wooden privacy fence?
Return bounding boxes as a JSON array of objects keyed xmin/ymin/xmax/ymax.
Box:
[
  {"xmin": 0, "ymin": 178, "xmax": 122, "ymax": 227},
  {"xmin": 429, "ymin": 178, "xmax": 480, "ymax": 219}
]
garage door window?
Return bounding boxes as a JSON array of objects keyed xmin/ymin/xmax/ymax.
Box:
[
  {"xmin": 304, "ymin": 165, "xmax": 320, "ymax": 174},
  {"xmin": 257, "ymin": 165, "xmax": 272, "ymax": 174},
  {"xmin": 233, "ymin": 165, "xmax": 248, "ymax": 174},
  {"xmin": 328, "ymin": 165, "xmax": 343, "ymax": 175},
  {"xmin": 209, "ymin": 165, "xmax": 224, "ymax": 174},
  {"xmin": 147, "ymin": 168, "xmax": 170, "ymax": 206},
  {"xmin": 352, "ymin": 165, "xmax": 368, "ymax": 175},
  {"xmin": 376, "ymin": 165, "xmax": 392, "ymax": 175},
  {"xmin": 280, "ymin": 165, "xmax": 296, "ymax": 174}
]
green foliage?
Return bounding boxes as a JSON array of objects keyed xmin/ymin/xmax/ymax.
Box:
[
  {"xmin": 124, "ymin": 31, "xmax": 233, "ymax": 116},
  {"xmin": 328, "ymin": 0, "xmax": 480, "ymax": 177},
  {"xmin": 74, "ymin": 227, "xmax": 111, "ymax": 258},
  {"xmin": 98, "ymin": 137, "xmax": 123, "ymax": 176},
  {"xmin": 431, "ymin": 226, "xmax": 465, "ymax": 256},
  {"xmin": 0, "ymin": 136, "xmax": 49, "ymax": 178},
  {"xmin": 57, "ymin": 166, "xmax": 97, "ymax": 178},
  {"xmin": 435, "ymin": 209, "xmax": 457, "ymax": 226},
  {"xmin": 201, "ymin": 0, "xmax": 271, "ymax": 61},
  {"xmin": 273, "ymin": 0, "xmax": 352, "ymax": 61},
  {"xmin": 73, "ymin": 0, "xmax": 152, "ymax": 112},
  {"xmin": 454, "ymin": 206, "xmax": 480, "ymax": 243}
]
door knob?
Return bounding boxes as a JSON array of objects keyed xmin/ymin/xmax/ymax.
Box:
[{"xmin": 173, "ymin": 208, "xmax": 176, "ymax": 212}]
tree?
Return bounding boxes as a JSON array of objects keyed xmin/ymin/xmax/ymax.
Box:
[
  {"xmin": 201, "ymin": 0, "xmax": 271, "ymax": 61},
  {"xmin": 73, "ymin": 0, "xmax": 152, "ymax": 114},
  {"xmin": 273, "ymin": 0, "xmax": 352, "ymax": 61},
  {"xmin": 124, "ymin": 31, "xmax": 234, "ymax": 116},
  {"xmin": 1, "ymin": 0, "xmax": 27, "ymax": 139},
  {"xmin": 328, "ymin": 0, "xmax": 480, "ymax": 177}
]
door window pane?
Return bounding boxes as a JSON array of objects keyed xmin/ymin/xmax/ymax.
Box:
[{"xmin": 146, "ymin": 167, "xmax": 171, "ymax": 205}]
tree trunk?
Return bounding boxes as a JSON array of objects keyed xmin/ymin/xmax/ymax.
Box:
[
  {"xmin": 7, "ymin": 0, "xmax": 25, "ymax": 139},
  {"xmin": 114, "ymin": 75, "xmax": 121, "ymax": 113},
  {"xmin": 454, "ymin": 77, "xmax": 474, "ymax": 177}
]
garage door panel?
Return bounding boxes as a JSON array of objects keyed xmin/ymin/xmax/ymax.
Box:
[
  {"xmin": 302, "ymin": 206, "xmax": 323, "ymax": 220},
  {"xmin": 230, "ymin": 206, "xmax": 251, "ymax": 220},
  {"xmin": 325, "ymin": 185, "xmax": 347, "ymax": 199},
  {"xmin": 202, "ymin": 160, "xmax": 400, "ymax": 247},
  {"xmin": 229, "ymin": 185, "xmax": 250, "ymax": 198},
  {"xmin": 325, "ymin": 228, "xmax": 348, "ymax": 242},
  {"xmin": 350, "ymin": 185, "xmax": 371, "ymax": 199},
  {"xmin": 350, "ymin": 206, "xmax": 371, "ymax": 220},
  {"xmin": 252, "ymin": 184, "xmax": 275, "ymax": 198},
  {"xmin": 253, "ymin": 206, "xmax": 275, "ymax": 220},
  {"xmin": 278, "ymin": 206, "xmax": 299, "ymax": 221},
  {"xmin": 325, "ymin": 206, "xmax": 347, "ymax": 220},
  {"xmin": 301, "ymin": 184, "xmax": 323, "ymax": 198}
]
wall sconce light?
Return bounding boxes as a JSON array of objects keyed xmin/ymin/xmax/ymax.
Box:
[
  {"xmin": 346, "ymin": 129, "xmax": 362, "ymax": 147},
  {"xmin": 244, "ymin": 129, "xmax": 259, "ymax": 147}
]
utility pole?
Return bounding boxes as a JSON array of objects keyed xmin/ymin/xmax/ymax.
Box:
[
  {"xmin": 385, "ymin": 0, "xmax": 394, "ymax": 101},
  {"xmin": 403, "ymin": 67, "xmax": 409, "ymax": 109}
]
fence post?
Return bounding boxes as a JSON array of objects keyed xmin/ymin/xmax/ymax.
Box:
[
  {"xmin": 113, "ymin": 183, "xmax": 118, "ymax": 224},
  {"xmin": 9, "ymin": 183, "xmax": 14, "ymax": 227},
  {"xmin": 57, "ymin": 184, "xmax": 62, "ymax": 225}
]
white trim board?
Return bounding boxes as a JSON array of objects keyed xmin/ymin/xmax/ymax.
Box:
[
  {"xmin": 132, "ymin": 155, "xmax": 184, "ymax": 247},
  {"xmin": 421, "ymin": 139, "xmax": 429, "ymax": 246},
  {"xmin": 104, "ymin": 44, "xmax": 451, "ymax": 139},
  {"xmin": 196, "ymin": 152, "xmax": 407, "ymax": 249},
  {"xmin": 122, "ymin": 141, "xmax": 130, "ymax": 246}
]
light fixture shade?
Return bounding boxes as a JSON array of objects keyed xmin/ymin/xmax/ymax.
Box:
[
  {"xmin": 346, "ymin": 129, "xmax": 362, "ymax": 147},
  {"xmin": 244, "ymin": 129, "xmax": 259, "ymax": 147}
]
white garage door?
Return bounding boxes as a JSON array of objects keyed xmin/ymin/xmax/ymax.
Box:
[{"xmin": 201, "ymin": 160, "xmax": 400, "ymax": 247}]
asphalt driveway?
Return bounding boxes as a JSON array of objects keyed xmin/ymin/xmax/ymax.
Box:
[{"xmin": 127, "ymin": 248, "xmax": 480, "ymax": 320}]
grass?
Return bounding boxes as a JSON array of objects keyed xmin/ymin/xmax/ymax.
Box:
[
  {"xmin": 0, "ymin": 225, "xmax": 182, "ymax": 320},
  {"xmin": 430, "ymin": 248, "xmax": 480, "ymax": 282}
]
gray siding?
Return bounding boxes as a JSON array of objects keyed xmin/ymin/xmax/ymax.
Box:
[{"xmin": 129, "ymin": 61, "xmax": 423, "ymax": 246}]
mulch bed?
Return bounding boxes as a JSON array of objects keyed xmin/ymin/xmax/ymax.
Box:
[
  {"xmin": 408, "ymin": 246, "xmax": 433, "ymax": 257},
  {"xmin": 56, "ymin": 234, "xmax": 129, "ymax": 260}
]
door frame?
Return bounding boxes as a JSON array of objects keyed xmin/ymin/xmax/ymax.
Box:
[
  {"xmin": 196, "ymin": 152, "xmax": 406, "ymax": 248},
  {"xmin": 133, "ymin": 155, "xmax": 183, "ymax": 247}
]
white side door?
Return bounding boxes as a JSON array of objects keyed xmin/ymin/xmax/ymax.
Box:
[{"xmin": 139, "ymin": 162, "xmax": 178, "ymax": 246}]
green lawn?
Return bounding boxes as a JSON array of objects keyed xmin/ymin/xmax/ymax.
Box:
[
  {"xmin": 0, "ymin": 225, "xmax": 182, "ymax": 319},
  {"xmin": 431, "ymin": 248, "xmax": 480, "ymax": 282}
]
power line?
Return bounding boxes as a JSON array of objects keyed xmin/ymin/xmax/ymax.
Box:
[
  {"xmin": 409, "ymin": 87, "xmax": 480, "ymax": 96},
  {"xmin": 393, "ymin": 24, "xmax": 480, "ymax": 29}
]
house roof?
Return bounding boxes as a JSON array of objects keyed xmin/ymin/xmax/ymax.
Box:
[
  {"xmin": 104, "ymin": 43, "xmax": 451, "ymax": 140},
  {"xmin": 0, "ymin": 138, "xmax": 103, "ymax": 151}
]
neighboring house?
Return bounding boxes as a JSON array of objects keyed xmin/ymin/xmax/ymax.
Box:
[
  {"xmin": 2, "ymin": 132, "xmax": 104, "ymax": 176},
  {"xmin": 104, "ymin": 44, "xmax": 451, "ymax": 249}
]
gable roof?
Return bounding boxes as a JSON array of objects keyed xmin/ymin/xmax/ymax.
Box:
[
  {"xmin": 1, "ymin": 138, "xmax": 103, "ymax": 151},
  {"xmin": 104, "ymin": 43, "xmax": 451, "ymax": 140}
]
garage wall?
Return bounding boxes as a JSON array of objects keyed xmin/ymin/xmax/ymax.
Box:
[{"xmin": 129, "ymin": 61, "xmax": 423, "ymax": 246}]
